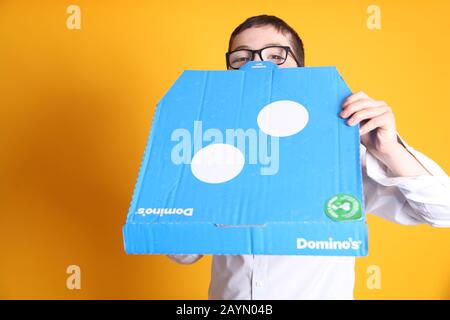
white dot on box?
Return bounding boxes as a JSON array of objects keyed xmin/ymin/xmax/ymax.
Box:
[
  {"xmin": 257, "ymin": 100, "xmax": 309, "ymax": 137},
  {"xmin": 191, "ymin": 143, "xmax": 245, "ymax": 184}
]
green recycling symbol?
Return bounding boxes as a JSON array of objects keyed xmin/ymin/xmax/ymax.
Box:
[{"xmin": 325, "ymin": 194, "xmax": 362, "ymax": 221}]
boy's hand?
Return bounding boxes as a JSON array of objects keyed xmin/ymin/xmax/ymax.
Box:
[{"xmin": 340, "ymin": 91, "xmax": 402, "ymax": 157}]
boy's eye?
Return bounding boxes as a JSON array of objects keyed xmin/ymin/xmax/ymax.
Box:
[
  {"xmin": 267, "ymin": 55, "xmax": 284, "ymax": 61},
  {"xmin": 232, "ymin": 56, "xmax": 250, "ymax": 64}
]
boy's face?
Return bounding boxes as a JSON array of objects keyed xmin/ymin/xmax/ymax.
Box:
[{"xmin": 229, "ymin": 25, "xmax": 299, "ymax": 69}]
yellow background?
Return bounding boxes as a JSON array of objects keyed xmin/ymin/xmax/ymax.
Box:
[{"xmin": 0, "ymin": 0, "xmax": 449, "ymax": 299}]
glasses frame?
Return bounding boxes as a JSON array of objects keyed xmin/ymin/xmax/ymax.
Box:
[{"xmin": 225, "ymin": 45, "xmax": 300, "ymax": 69}]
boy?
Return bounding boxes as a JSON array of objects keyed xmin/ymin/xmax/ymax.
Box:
[{"xmin": 168, "ymin": 15, "xmax": 450, "ymax": 299}]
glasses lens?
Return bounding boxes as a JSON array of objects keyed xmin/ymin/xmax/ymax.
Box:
[
  {"xmin": 229, "ymin": 50, "xmax": 252, "ymax": 69},
  {"xmin": 261, "ymin": 47, "xmax": 288, "ymax": 65}
]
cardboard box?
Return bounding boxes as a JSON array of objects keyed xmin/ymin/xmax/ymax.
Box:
[{"xmin": 123, "ymin": 61, "xmax": 368, "ymax": 256}]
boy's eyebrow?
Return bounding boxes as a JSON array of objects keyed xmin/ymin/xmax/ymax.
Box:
[
  {"xmin": 232, "ymin": 43, "xmax": 284, "ymax": 51},
  {"xmin": 233, "ymin": 45, "xmax": 250, "ymax": 50}
]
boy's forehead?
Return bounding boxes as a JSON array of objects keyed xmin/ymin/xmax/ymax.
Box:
[{"xmin": 230, "ymin": 25, "xmax": 292, "ymax": 51}]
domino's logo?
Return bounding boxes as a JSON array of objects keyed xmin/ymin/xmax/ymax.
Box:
[
  {"xmin": 296, "ymin": 237, "xmax": 362, "ymax": 251},
  {"xmin": 136, "ymin": 207, "xmax": 194, "ymax": 217}
]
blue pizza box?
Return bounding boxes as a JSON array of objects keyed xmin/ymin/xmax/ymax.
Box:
[{"xmin": 123, "ymin": 61, "xmax": 368, "ymax": 256}]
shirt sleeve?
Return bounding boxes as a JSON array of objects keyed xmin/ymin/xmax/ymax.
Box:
[
  {"xmin": 166, "ymin": 254, "xmax": 204, "ymax": 264},
  {"xmin": 361, "ymin": 134, "xmax": 450, "ymax": 227}
]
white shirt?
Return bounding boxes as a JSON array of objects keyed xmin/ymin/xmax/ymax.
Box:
[{"xmin": 167, "ymin": 136, "xmax": 450, "ymax": 299}]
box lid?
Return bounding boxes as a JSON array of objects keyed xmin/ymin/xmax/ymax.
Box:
[{"xmin": 123, "ymin": 62, "xmax": 368, "ymax": 256}]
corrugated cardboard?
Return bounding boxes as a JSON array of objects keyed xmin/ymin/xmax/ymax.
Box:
[{"xmin": 123, "ymin": 61, "xmax": 368, "ymax": 256}]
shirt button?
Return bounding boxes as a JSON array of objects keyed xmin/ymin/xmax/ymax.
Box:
[{"xmin": 255, "ymin": 281, "xmax": 263, "ymax": 287}]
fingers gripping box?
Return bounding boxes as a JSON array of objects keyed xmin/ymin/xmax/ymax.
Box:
[{"xmin": 123, "ymin": 61, "xmax": 368, "ymax": 256}]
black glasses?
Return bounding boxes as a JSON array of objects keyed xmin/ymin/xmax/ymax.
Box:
[{"xmin": 226, "ymin": 45, "xmax": 300, "ymax": 69}]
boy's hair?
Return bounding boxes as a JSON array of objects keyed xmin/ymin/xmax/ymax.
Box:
[{"xmin": 228, "ymin": 14, "xmax": 305, "ymax": 67}]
